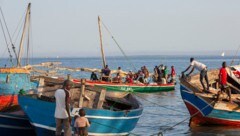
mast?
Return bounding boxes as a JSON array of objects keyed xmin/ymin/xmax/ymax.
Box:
[
  {"xmin": 26, "ymin": 11, "xmax": 31, "ymax": 65},
  {"xmin": 17, "ymin": 3, "xmax": 31, "ymax": 67},
  {"xmin": 98, "ymin": 16, "xmax": 106, "ymax": 68}
]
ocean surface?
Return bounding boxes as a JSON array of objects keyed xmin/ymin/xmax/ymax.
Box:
[{"xmin": 1, "ymin": 55, "xmax": 240, "ymax": 136}]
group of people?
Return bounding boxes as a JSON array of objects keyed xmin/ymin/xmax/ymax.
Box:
[
  {"xmin": 182, "ymin": 57, "xmax": 232, "ymax": 103},
  {"xmin": 54, "ymin": 80, "xmax": 90, "ymax": 136},
  {"xmin": 153, "ymin": 65, "xmax": 176, "ymax": 84},
  {"xmin": 90, "ymin": 64, "xmax": 176, "ymax": 84}
]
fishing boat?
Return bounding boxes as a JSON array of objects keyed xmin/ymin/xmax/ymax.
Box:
[
  {"xmin": 85, "ymin": 80, "xmax": 174, "ymax": 93},
  {"xmin": 180, "ymin": 65, "xmax": 240, "ymax": 126},
  {"xmin": 18, "ymin": 78, "xmax": 143, "ymax": 135},
  {"xmin": 63, "ymin": 16, "xmax": 175, "ymax": 93},
  {"xmin": 0, "ymin": 3, "xmax": 37, "ymax": 135}
]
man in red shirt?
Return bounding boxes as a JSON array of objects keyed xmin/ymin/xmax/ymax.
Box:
[
  {"xmin": 218, "ymin": 61, "xmax": 232, "ymax": 103},
  {"xmin": 170, "ymin": 66, "xmax": 176, "ymax": 83}
]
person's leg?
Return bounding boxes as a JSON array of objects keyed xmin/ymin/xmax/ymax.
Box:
[
  {"xmin": 63, "ymin": 118, "xmax": 72, "ymax": 136},
  {"xmin": 204, "ymin": 70, "xmax": 210, "ymax": 90},
  {"xmin": 200, "ymin": 71, "xmax": 206, "ymax": 91},
  {"xmin": 226, "ymin": 86, "xmax": 232, "ymax": 103},
  {"xmin": 55, "ymin": 118, "xmax": 63, "ymax": 136}
]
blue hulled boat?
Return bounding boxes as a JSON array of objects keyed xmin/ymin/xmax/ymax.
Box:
[
  {"xmin": 18, "ymin": 80, "xmax": 143, "ymax": 136},
  {"xmin": 0, "ymin": 111, "xmax": 36, "ymax": 136},
  {"xmin": 180, "ymin": 66, "xmax": 240, "ymax": 126}
]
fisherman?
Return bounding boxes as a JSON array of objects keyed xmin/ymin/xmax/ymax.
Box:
[
  {"xmin": 54, "ymin": 80, "xmax": 72, "ymax": 136},
  {"xmin": 153, "ymin": 66, "xmax": 160, "ymax": 82},
  {"xmin": 137, "ymin": 70, "xmax": 145, "ymax": 83},
  {"xmin": 182, "ymin": 57, "xmax": 210, "ymax": 92},
  {"xmin": 170, "ymin": 66, "xmax": 176, "ymax": 83},
  {"xmin": 90, "ymin": 72, "xmax": 98, "ymax": 81},
  {"xmin": 164, "ymin": 66, "xmax": 169, "ymax": 82},
  {"xmin": 143, "ymin": 66, "xmax": 149, "ymax": 83},
  {"xmin": 74, "ymin": 109, "xmax": 90, "ymax": 136},
  {"xmin": 113, "ymin": 73, "xmax": 122, "ymax": 83},
  {"xmin": 101, "ymin": 65, "xmax": 111, "ymax": 82},
  {"xmin": 218, "ymin": 61, "xmax": 232, "ymax": 103},
  {"xmin": 117, "ymin": 66, "xmax": 125, "ymax": 77},
  {"xmin": 126, "ymin": 71, "xmax": 133, "ymax": 84}
]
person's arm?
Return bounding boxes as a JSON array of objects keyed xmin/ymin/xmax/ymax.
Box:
[
  {"xmin": 86, "ymin": 118, "xmax": 90, "ymax": 127},
  {"xmin": 219, "ymin": 69, "xmax": 222, "ymax": 83},
  {"xmin": 187, "ymin": 67, "xmax": 195, "ymax": 76},
  {"xmin": 182, "ymin": 65, "xmax": 191, "ymax": 74},
  {"xmin": 74, "ymin": 118, "xmax": 78, "ymax": 128},
  {"xmin": 65, "ymin": 90, "xmax": 71, "ymax": 123}
]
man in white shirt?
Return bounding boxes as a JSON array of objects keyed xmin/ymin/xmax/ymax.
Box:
[
  {"xmin": 182, "ymin": 58, "xmax": 210, "ymax": 92},
  {"xmin": 55, "ymin": 80, "xmax": 72, "ymax": 136}
]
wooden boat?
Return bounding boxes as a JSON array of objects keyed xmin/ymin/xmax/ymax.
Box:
[
  {"xmin": 66, "ymin": 16, "xmax": 175, "ymax": 93},
  {"xmin": 0, "ymin": 110, "xmax": 35, "ymax": 136},
  {"xmin": 0, "ymin": 3, "xmax": 37, "ymax": 135},
  {"xmin": 18, "ymin": 78, "xmax": 143, "ymax": 135},
  {"xmin": 180, "ymin": 65, "xmax": 240, "ymax": 126},
  {"xmin": 0, "ymin": 68, "xmax": 37, "ymax": 110},
  {"xmin": 85, "ymin": 80, "xmax": 175, "ymax": 93}
]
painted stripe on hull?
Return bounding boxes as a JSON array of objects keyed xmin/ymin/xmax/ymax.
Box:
[
  {"xmin": 180, "ymin": 85, "xmax": 213, "ymax": 116},
  {"xmin": 181, "ymin": 84, "xmax": 240, "ymax": 126},
  {"xmin": 86, "ymin": 115, "xmax": 142, "ymax": 119},
  {"xmin": 0, "ymin": 113, "xmax": 27, "ymax": 120},
  {"xmin": 0, "ymin": 113, "xmax": 35, "ymax": 136},
  {"xmin": 185, "ymin": 102, "xmax": 240, "ymax": 126},
  {"xmin": 0, "ymin": 124, "xmax": 32, "ymax": 129},
  {"xmin": 86, "ymin": 81, "xmax": 175, "ymax": 93}
]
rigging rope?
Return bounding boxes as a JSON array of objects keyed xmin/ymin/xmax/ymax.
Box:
[
  {"xmin": 12, "ymin": 8, "xmax": 26, "ymax": 41},
  {"xmin": 230, "ymin": 45, "xmax": 240, "ymax": 66},
  {"xmin": 133, "ymin": 92, "xmax": 188, "ymax": 114},
  {"xmin": 150, "ymin": 90, "xmax": 231, "ymax": 136},
  {"xmin": 101, "ymin": 20, "xmax": 138, "ymax": 72},
  {"xmin": 0, "ymin": 6, "xmax": 18, "ymax": 60},
  {"xmin": 0, "ymin": 17, "xmax": 13, "ymax": 66}
]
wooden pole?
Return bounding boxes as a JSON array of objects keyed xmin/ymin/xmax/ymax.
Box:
[
  {"xmin": 98, "ymin": 16, "xmax": 106, "ymax": 68},
  {"xmin": 37, "ymin": 78, "xmax": 44, "ymax": 96},
  {"xmin": 79, "ymin": 79, "xmax": 85, "ymax": 107},
  {"xmin": 97, "ymin": 88, "xmax": 106, "ymax": 109}
]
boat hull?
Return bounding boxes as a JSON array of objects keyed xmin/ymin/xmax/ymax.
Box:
[
  {"xmin": 0, "ymin": 95, "xmax": 18, "ymax": 111},
  {"xmin": 0, "ymin": 68, "xmax": 36, "ymax": 95},
  {"xmin": 180, "ymin": 84, "xmax": 240, "ymax": 126},
  {"xmin": 0, "ymin": 111, "xmax": 35, "ymax": 136},
  {"xmin": 18, "ymin": 95, "xmax": 143, "ymax": 135},
  {"xmin": 86, "ymin": 80, "xmax": 175, "ymax": 93}
]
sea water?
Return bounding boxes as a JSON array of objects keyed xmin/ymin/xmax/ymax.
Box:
[{"xmin": 1, "ymin": 55, "xmax": 239, "ymax": 136}]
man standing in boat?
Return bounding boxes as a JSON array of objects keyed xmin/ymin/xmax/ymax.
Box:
[
  {"xmin": 218, "ymin": 61, "xmax": 232, "ymax": 103},
  {"xmin": 54, "ymin": 80, "xmax": 72, "ymax": 136},
  {"xmin": 182, "ymin": 58, "xmax": 210, "ymax": 92}
]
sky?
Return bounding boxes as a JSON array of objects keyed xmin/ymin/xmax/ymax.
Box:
[{"xmin": 0, "ymin": 0, "xmax": 240, "ymax": 58}]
